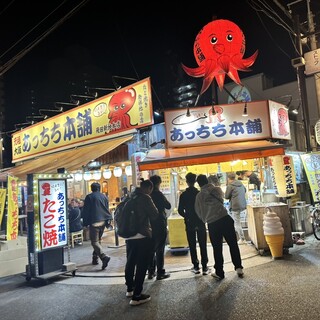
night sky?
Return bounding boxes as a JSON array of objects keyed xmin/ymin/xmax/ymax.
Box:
[{"xmin": 0, "ymin": 0, "xmax": 318, "ymax": 159}]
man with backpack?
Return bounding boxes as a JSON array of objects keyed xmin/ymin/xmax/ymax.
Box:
[{"xmin": 124, "ymin": 179, "xmax": 159, "ymax": 306}]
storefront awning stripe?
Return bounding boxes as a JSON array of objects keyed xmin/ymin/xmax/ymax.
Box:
[
  {"xmin": 0, "ymin": 134, "xmax": 133, "ymax": 181},
  {"xmin": 138, "ymin": 140, "xmax": 286, "ymax": 171}
]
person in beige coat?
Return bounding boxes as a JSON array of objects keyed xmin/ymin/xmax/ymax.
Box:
[{"xmin": 195, "ymin": 174, "xmax": 244, "ymax": 280}]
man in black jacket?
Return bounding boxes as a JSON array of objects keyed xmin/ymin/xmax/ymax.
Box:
[
  {"xmin": 148, "ymin": 175, "xmax": 171, "ymax": 280},
  {"xmin": 178, "ymin": 172, "xmax": 209, "ymax": 275},
  {"xmin": 82, "ymin": 182, "xmax": 112, "ymax": 270},
  {"xmin": 244, "ymin": 170, "xmax": 261, "ymax": 190},
  {"xmin": 124, "ymin": 179, "xmax": 159, "ymax": 306}
]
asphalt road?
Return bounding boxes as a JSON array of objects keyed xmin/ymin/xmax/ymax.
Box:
[{"xmin": 1, "ymin": 235, "xmax": 320, "ymax": 320}]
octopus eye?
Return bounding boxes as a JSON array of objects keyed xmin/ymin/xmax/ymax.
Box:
[
  {"xmin": 226, "ymin": 34, "xmax": 233, "ymax": 42},
  {"xmin": 114, "ymin": 105, "xmax": 119, "ymax": 111},
  {"xmin": 120, "ymin": 103, "xmax": 126, "ymax": 109},
  {"xmin": 210, "ymin": 36, "xmax": 218, "ymax": 44}
]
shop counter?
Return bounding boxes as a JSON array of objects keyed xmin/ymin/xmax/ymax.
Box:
[{"xmin": 247, "ymin": 202, "xmax": 293, "ymax": 255}]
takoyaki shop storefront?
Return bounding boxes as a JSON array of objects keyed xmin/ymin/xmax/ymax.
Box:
[{"xmin": 138, "ymin": 100, "xmax": 289, "ymax": 172}]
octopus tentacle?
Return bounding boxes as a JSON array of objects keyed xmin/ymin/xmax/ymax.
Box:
[
  {"xmin": 181, "ymin": 63, "xmax": 205, "ymax": 77},
  {"xmin": 215, "ymin": 73, "xmax": 226, "ymax": 91},
  {"xmin": 227, "ymin": 68, "xmax": 242, "ymax": 86}
]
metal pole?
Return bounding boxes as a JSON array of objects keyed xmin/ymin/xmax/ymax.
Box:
[
  {"xmin": 293, "ymin": 14, "xmax": 313, "ymax": 152},
  {"xmin": 306, "ymin": 0, "xmax": 320, "ymax": 119}
]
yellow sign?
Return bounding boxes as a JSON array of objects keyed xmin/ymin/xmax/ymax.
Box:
[
  {"xmin": 6, "ymin": 176, "xmax": 19, "ymax": 240},
  {"xmin": 0, "ymin": 188, "xmax": 6, "ymax": 226},
  {"xmin": 12, "ymin": 78, "xmax": 153, "ymax": 162},
  {"xmin": 300, "ymin": 153, "xmax": 320, "ymax": 202},
  {"xmin": 268, "ymin": 155, "xmax": 297, "ymax": 197}
]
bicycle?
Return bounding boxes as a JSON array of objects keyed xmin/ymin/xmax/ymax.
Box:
[{"xmin": 309, "ymin": 204, "xmax": 320, "ymax": 240}]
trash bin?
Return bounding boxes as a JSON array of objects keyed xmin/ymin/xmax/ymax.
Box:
[{"xmin": 290, "ymin": 201, "xmax": 313, "ymax": 235}]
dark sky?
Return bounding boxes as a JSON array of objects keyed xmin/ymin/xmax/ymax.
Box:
[{"xmin": 0, "ymin": 0, "xmax": 318, "ymax": 135}]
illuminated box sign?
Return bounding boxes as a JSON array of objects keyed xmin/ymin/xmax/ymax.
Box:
[
  {"xmin": 38, "ymin": 178, "xmax": 68, "ymax": 250},
  {"xmin": 164, "ymin": 100, "xmax": 290, "ymax": 148},
  {"xmin": 11, "ymin": 78, "xmax": 153, "ymax": 162}
]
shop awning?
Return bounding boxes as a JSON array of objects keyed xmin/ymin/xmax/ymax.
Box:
[
  {"xmin": 138, "ymin": 140, "xmax": 286, "ymax": 171},
  {"xmin": 0, "ymin": 134, "xmax": 133, "ymax": 181}
]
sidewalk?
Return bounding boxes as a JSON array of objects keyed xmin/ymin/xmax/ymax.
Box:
[{"xmin": 66, "ymin": 229, "xmax": 311, "ymax": 278}]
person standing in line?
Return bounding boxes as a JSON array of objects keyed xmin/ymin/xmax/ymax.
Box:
[
  {"xmin": 178, "ymin": 172, "xmax": 209, "ymax": 275},
  {"xmin": 124, "ymin": 179, "xmax": 159, "ymax": 306},
  {"xmin": 82, "ymin": 182, "xmax": 112, "ymax": 270},
  {"xmin": 195, "ymin": 174, "xmax": 244, "ymax": 280},
  {"xmin": 148, "ymin": 174, "xmax": 171, "ymax": 280},
  {"xmin": 225, "ymin": 172, "xmax": 247, "ymax": 245},
  {"xmin": 244, "ymin": 170, "xmax": 261, "ymax": 190}
]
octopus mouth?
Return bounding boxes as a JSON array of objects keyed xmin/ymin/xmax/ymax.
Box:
[{"xmin": 213, "ymin": 44, "xmax": 224, "ymax": 55}]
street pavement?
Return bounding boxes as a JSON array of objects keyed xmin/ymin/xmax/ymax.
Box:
[{"xmin": 1, "ymin": 231, "xmax": 320, "ymax": 320}]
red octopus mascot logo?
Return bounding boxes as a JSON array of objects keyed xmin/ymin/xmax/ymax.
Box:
[
  {"xmin": 182, "ymin": 19, "xmax": 258, "ymax": 95},
  {"xmin": 278, "ymin": 107, "xmax": 289, "ymax": 136},
  {"xmin": 108, "ymin": 88, "xmax": 137, "ymax": 130}
]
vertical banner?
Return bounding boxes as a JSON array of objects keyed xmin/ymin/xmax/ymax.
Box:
[
  {"xmin": 131, "ymin": 152, "xmax": 146, "ymax": 187},
  {"xmin": 300, "ymin": 152, "xmax": 320, "ymax": 202},
  {"xmin": 268, "ymin": 155, "xmax": 297, "ymax": 197},
  {"xmin": 0, "ymin": 188, "xmax": 7, "ymax": 226},
  {"xmin": 6, "ymin": 176, "xmax": 19, "ymax": 240},
  {"xmin": 38, "ymin": 179, "xmax": 68, "ymax": 250}
]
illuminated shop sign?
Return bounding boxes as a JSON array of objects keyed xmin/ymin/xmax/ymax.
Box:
[
  {"xmin": 164, "ymin": 100, "xmax": 290, "ymax": 148},
  {"xmin": 12, "ymin": 78, "xmax": 153, "ymax": 162}
]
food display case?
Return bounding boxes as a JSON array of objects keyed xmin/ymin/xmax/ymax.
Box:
[{"xmin": 247, "ymin": 202, "xmax": 293, "ymax": 255}]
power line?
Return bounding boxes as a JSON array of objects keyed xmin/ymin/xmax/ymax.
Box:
[{"xmin": 0, "ymin": 0, "xmax": 90, "ymax": 76}]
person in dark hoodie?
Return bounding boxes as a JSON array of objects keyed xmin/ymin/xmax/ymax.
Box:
[
  {"xmin": 124, "ymin": 179, "xmax": 159, "ymax": 306},
  {"xmin": 82, "ymin": 183, "xmax": 112, "ymax": 270},
  {"xmin": 195, "ymin": 174, "xmax": 244, "ymax": 280},
  {"xmin": 178, "ymin": 172, "xmax": 209, "ymax": 275},
  {"xmin": 148, "ymin": 174, "xmax": 171, "ymax": 280},
  {"xmin": 225, "ymin": 172, "xmax": 247, "ymax": 245}
]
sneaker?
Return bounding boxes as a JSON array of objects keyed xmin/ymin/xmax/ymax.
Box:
[
  {"xmin": 102, "ymin": 256, "xmax": 111, "ymax": 270},
  {"xmin": 147, "ymin": 272, "xmax": 155, "ymax": 280},
  {"xmin": 238, "ymin": 239, "xmax": 247, "ymax": 245},
  {"xmin": 202, "ymin": 267, "xmax": 209, "ymax": 275},
  {"xmin": 92, "ymin": 256, "xmax": 99, "ymax": 265},
  {"xmin": 211, "ymin": 272, "xmax": 224, "ymax": 280},
  {"xmin": 236, "ymin": 268, "xmax": 244, "ymax": 278},
  {"xmin": 126, "ymin": 291, "xmax": 133, "ymax": 298},
  {"xmin": 130, "ymin": 294, "xmax": 151, "ymax": 306},
  {"xmin": 191, "ymin": 267, "xmax": 201, "ymax": 274},
  {"xmin": 156, "ymin": 273, "xmax": 170, "ymax": 280}
]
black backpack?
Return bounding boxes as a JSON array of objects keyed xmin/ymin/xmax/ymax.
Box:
[{"xmin": 114, "ymin": 195, "xmax": 139, "ymax": 238}]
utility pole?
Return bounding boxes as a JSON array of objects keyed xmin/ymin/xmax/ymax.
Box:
[
  {"xmin": 292, "ymin": 13, "xmax": 313, "ymax": 152},
  {"xmin": 306, "ymin": 0, "xmax": 320, "ymax": 117}
]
